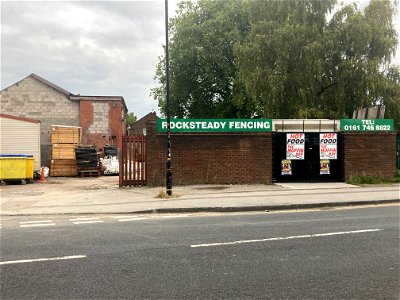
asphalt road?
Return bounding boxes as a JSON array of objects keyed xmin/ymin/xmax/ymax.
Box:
[{"xmin": 1, "ymin": 205, "xmax": 399, "ymax": 299}]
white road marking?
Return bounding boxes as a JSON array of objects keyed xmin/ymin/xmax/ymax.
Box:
[
  {"xmin": 312, "ymin": 230, "xmax": 381, "ymax": 237},
  {"xmin": 163, "ymin": 215, "xmax": 190, "ymax": 219},
  {"xmin": 69, "ymin": 217, "xmax": 100, "ymax": 221},
  {"xmin": 20, "ymin": 220, "xmax": 53, "ymax": 224},
  {"xmin": 117, "ymin": 217, "xmax": 148, "ymax": 222},
  {"xmin": 20, "ymin": 223, "xmax": 56, "ymax": 228},
  {"xmin": 190, "ymin": 229, "xmax": 383, "ymax": 248},
  {"xmin": 0, "ymin": 255, "xmax": 87, "ymax": 266},
  {"xmin": 112, "ymin": 215, "xmax": 145, "ymax": 219},
  {"xmin": 72, "ymin": 220, "xmax": 104, "ymax": 225}
]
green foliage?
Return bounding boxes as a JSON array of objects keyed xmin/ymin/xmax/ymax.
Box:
[
  {"xmin": 236, "ymin": 0, "xmax": 399, "ymax": 120},
  {"xmin": 381, "ymin": 67, "xmax": 400, "ymax": 129},
  {"xmin": 151, "ymin": 0, "xmax": 252, "ymax": 118},
  {"xmin": 125, "ymin": 113, "xmax": 137, "ymax": 129},
  {"xmin": 152, "ymin": 0, "xmax": 400, "ymax": 124},
  {"xmin": 347, "ymin": 170, "xmax": 400, "ymax": 185},
  {"xmin": 235, "ymin": 0, "xmax": 338, "ymax": 118}
]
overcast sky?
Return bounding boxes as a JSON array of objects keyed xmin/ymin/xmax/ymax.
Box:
[{"xmin": 1, "ymin": 0, "xmax": 399, "ymax": 119}]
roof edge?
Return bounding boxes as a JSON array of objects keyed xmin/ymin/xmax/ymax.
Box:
[
  {"xmin": 70, "ymin": 95, "xmax": 128, "ymax": 112},
  {"xmin": 1, "ymin": 74, "xmax": 129, "ymax": 113},
  {"xmin": 30, "ymin": 73, "xmax": 72, "ymax": 96},
  {"xmin": 1, "ymin": 73, "xmax": 72, "ymax": 96},
  {"xmin": 0, "ymin": 113, "xmax": 41, "ymax": 124}
]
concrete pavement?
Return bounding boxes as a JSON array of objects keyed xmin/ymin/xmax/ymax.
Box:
[{"xmin": 0, "ymin": 176, "xmax": 399, "ymax": 215}]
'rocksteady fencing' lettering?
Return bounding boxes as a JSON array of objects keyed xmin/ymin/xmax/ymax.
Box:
[{"xmin": 157, "ymin": 119, "xmax": 273, "ymax": 132}]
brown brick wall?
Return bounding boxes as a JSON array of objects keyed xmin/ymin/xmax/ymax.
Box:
[
  {"xmin": 79, "ymin": 101, "xmax": 94, "ymax": 129},
  {"xmin": 344, "ymin": 132, "xmax": 397, "ymax": 180},
  {"xmin": 129, "ymin": 112, "xmax": 157, "ymax": 135},
  {"xmin": 108, "ymin": 102, "xmax": 124, "ymax": 150},
  {"xmin": 83, "ymin": 133, "xmax": 109, "ymax": 153},
  {"xmin": 79, "ymin": 100, "xmax": 125, "ymax": 154},
  {"xmin": 146, "ymin": 121, "xmax": 273, "ymax": 186},
  {"xmin": 145, "ymin": 122, "xmax": 396, "ymax": 185}
]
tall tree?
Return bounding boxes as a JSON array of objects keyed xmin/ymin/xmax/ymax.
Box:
[
  {"xmin": 325, "ymin": 0, "xmax": 399, "ymax": 119},
  {"xmin": 235, "ymin": 0, "xmax": 338, "ymax": 118},
  {"xmin": 125, "ymin": 112, "xmax": 137, "ymax": 130},
  {"xmin": 152, "ymin": 0, "xmax": 400, "ymax": 126},
  {"xmin": 151, "ymin": 0, "xmax": 251, "ymax": 118},
  {"xmin": 235, "ymin": 0, "xmax": 399, "ymax": 120},
  {"xmin": 379, "ymin": 66, "xmax": 400, "ymax": 128}
]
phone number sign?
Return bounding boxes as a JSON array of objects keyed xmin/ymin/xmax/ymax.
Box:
[{"xmin": 340, "ymin": 119, "xmax": 394, "ymax": 132}]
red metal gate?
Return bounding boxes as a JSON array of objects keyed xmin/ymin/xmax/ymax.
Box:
[{"xmin": 119, "ymin": 135, "xmax": 147, "ymax": 187}]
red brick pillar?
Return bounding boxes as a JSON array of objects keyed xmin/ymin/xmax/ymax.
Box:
[{"xmin": 146, "ymin": 120, "xmax": 165, "ymax": 186}]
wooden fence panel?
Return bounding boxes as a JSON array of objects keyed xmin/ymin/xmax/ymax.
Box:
[{"xmin": 119, "ymin": 135, "xmax": 147, "ymax": 187}]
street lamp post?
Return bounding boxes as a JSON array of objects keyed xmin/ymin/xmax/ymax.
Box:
[{"xmin": 165, "ymin": 0, "xmax": 172, "ymax": 196}]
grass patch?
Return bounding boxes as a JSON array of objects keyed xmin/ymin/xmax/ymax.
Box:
[
  {"xmin": 156, "ymin": 189, "xmax": 170, "ymax": 198},
  {"xmin": 348, "ymin": 170, "xmax": 400, "ymax": 185}
]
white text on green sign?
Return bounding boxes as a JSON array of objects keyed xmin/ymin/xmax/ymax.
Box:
[
  {"xmin": 157, "ymin": 119, "xmax": 272, "ymax": 132},
  {"xmin": 340, "ymin": 119, "xmax": 393, "ymax": 131}
]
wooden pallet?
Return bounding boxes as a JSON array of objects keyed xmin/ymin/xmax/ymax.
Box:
[
  {"xmin": 78, "ymin": 169, "xmax": 99, "ymax": 178},
  {"xmin": 50, "ymin": 159, "xmax": 78, "ymax": 177}
]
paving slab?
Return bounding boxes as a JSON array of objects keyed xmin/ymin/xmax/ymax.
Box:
[
  {"xmin": 0, "ymin": 176, "xmax": 398, "ymax": 216},
  {"xmin": 275, "ymin": 182, "xmax": 359, "ymax": 189}
]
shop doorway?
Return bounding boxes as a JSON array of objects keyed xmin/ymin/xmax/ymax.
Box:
[{"xmin": 272, "ymin": 132, "xmax": 343, "ymax": 182}]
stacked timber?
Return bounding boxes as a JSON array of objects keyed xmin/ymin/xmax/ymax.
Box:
[
  {"xmin": 50, "ymin": 125, "xmax": 81, "ymax": 176},
  {"xmin": 75, "ymin": 145, "xmax": 99, "ymax": 177}
]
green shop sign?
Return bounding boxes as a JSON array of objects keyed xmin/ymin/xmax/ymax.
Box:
[
  {"xmin": 340, "ymin": 119, "xmax": 394, "ymax": 132},
  {"xmin": 157, "ymin": 119, "xmax": 273, "ymax": 132}
]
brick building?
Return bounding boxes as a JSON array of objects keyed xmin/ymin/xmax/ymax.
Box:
[
  {"xmin": 128, "ymin": 112, "xmax": 157, "ymax": 135},
  {"xmin": 120, "ymin": 119, "xmax": 397, "ymax": 187},
  {"xmin": 70, "ymin": 95, "xmax": 127, "ymax": 151},
  {"xmin": 0, "ymin": 73, "xmax": 127, "ymax": 167}
]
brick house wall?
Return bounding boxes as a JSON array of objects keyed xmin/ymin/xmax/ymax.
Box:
[
  {"xmin": 108, "ymin": 102, "xmax": 125, "ymax": 150},
  {"xmin": 146, "ymin": 121, "xmax": 273, "ymax": 186},
  {"xmin": 77, "ymin": 98, "xmax": 126, "ymax": 154},
  {"xmin": 1, "ymin": 74, "xmax": 127, "ymax": 167},
  {"xmin": 0, "ymin": 76, "xmax": 79, "ymax": 166},
  {"xmin": 343, "ymin": 132, "xmax": 397, "ymax": 180},
  {"xmin": 145, "ymin": 121, "xmax": 397, "ymax": 186},
  {"xmin": 129, "ymin": 112, "xmax": 157, "ymax": 135}
]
